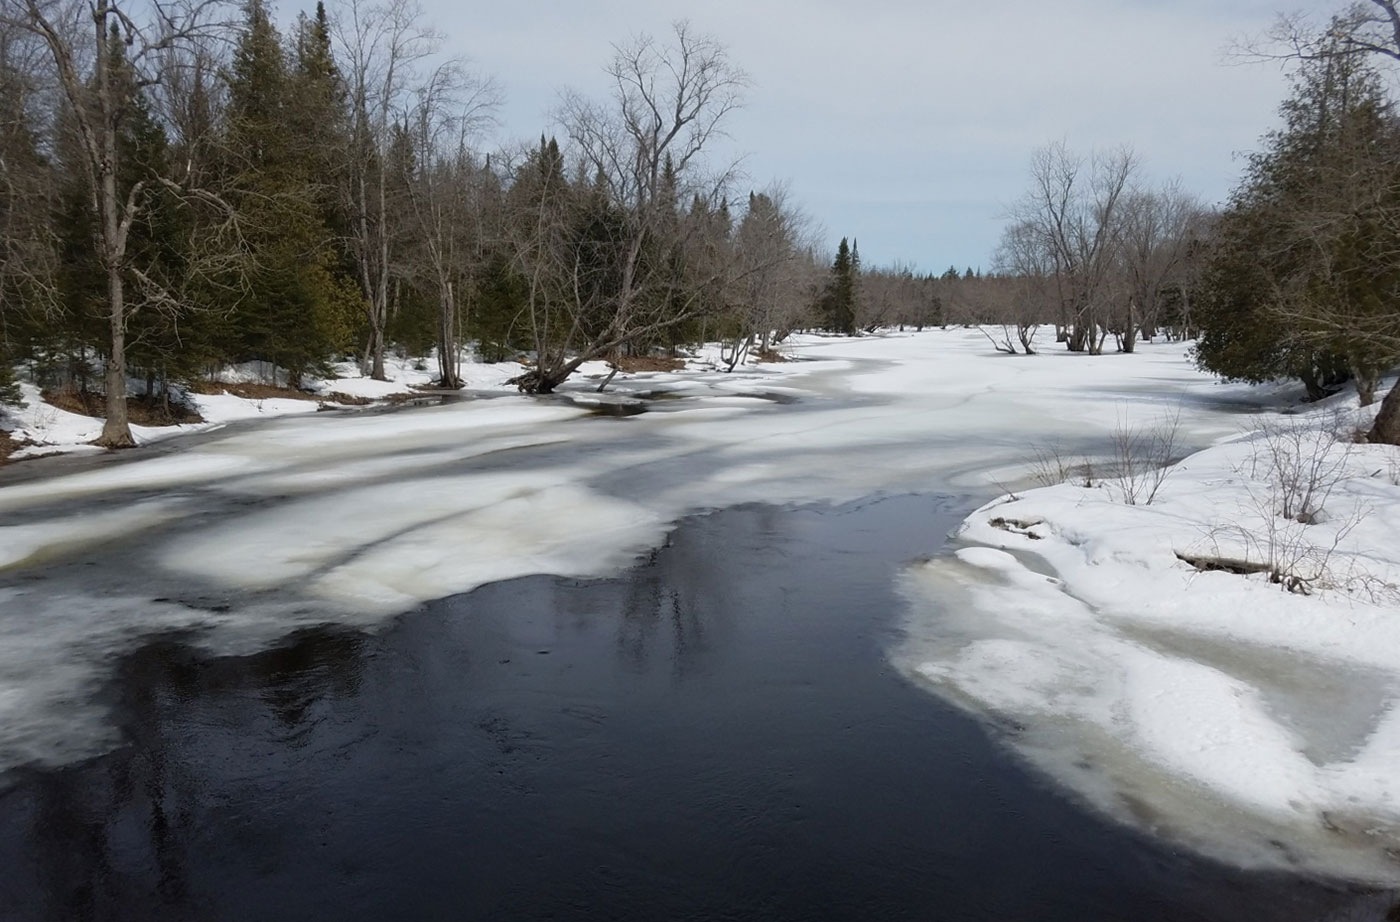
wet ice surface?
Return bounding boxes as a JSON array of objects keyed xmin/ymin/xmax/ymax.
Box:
[
  {"xmin": 0, "ymin": 329, "xmax": 1390, "ymax": 892},
  {"xmin": 0, "ymin": 497, "xmax": 1389, "ymax": 921}
]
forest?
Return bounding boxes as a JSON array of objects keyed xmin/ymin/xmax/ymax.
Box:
[{"xmin": 1, "ymin": 0, "xmax": 1399, "ymax": 447}]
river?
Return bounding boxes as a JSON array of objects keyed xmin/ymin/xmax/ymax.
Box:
[
  {"xmin": 0, "ymin": 494, "xmax": 1387, "ymax": 920},
  {"xmin": 0, "ymin": 333, "xmax": 1394, "ymax": 919}
]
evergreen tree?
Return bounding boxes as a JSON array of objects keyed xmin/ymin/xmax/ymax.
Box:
[
  {"xmin": 820, "ymin": 237, "xmax": 857, "ymax": 334},
  {"xmin": 0, "ymin": 46, "xmax": 56, "ymax": 405},
  {"xmin": 221, "ymin": 0, "xmax": 355, "ymax": 385},
  {"xmin": 1196, "ymin": 38, "xmax": 1400, "ymax": 404}
]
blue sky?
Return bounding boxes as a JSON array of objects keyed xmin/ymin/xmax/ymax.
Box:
[{"xmin": 419, "ymin": 0, "xmax": 1296, "ymax": 271}]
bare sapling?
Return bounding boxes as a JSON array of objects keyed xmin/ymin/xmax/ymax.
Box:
[
  {"xmin": 1107, "ymin": 406, "xmax": 1183, "ymax": 505},
  {"xmin": 1191, "ymin": 411, "xmax": 1375, "ymax": 595}
]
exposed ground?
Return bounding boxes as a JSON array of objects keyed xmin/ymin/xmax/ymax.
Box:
[{"xmin": 42, "ymin": 387, "xmax": 205, "ymax": 426}]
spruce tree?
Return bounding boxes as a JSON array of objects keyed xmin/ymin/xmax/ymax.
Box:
[
  {"xmin": 820, "ymin": 238, "xmax": 857, "ymax": 335},
  {"xmin": 222, "ymin": 0, "xmax": 355, "ymax": 386}
]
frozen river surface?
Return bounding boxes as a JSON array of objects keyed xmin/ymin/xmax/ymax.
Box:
[{"xmin": 0, "ymin": 331, "xmax": 1396, "ymax": 917}]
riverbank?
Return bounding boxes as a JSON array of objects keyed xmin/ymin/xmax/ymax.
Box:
[{"xmin": 898, "ymin": 392, "xmax": 1400, "ymax": 883}]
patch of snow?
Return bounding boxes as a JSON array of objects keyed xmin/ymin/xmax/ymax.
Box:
[{"xmin": 893, "ymin": 399, "xmax": 1400, "ymax": 883}]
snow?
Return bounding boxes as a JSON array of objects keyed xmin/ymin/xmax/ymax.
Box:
[
  {"xmin": 893, "ymin": 396, "xmax": 1400, "ymax": 883},
  {"xmin": 0, "ymin": 352, "xmax": 531, "ymax": 458},
  {"xmin": 188, "ymin": 392, "xmax": 323, "ymax": 425},
  {"xmin": 4, "ymin": 328, "xmax": 1398, "ymax": 882}
]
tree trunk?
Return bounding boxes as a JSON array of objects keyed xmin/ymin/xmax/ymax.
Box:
[
  {"xmin": 370, "ymin": 302, "xmax": 387, "ymax": 380},
  {"xmin": 96, "ymin": 39, "xmax": 134, "ymax": 449},
  {"xmin": 1067, "ymin": 322, "xmax": 1087, "ymax": 352},
  {"xmin": 1368, "ymin": 382, "xmax": 1400, "ymax": 445},
  {"xmin": 1300, "ymin": 368, "xmax": 1327, "ymax": 402},
  {"xmin": 366, "ymin": 324, "xmax": 386, "ymax": 380},
  {"xmin": 438, "ymin": 280, "xmax": 461, "ymax": 389},
  {"xmin": 1358, "ymin": 375, "xmax": 1377, "ymax": 407},
  {"xmin": 98, "ymin": 260, "xmax": 134, "ymax": 447}
]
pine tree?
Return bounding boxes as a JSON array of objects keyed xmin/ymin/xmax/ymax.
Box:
[
  {"xmin": 820, "ymin": 237, "xmax": 857, "ymax": 335},
  {"xmin": 0, "ymin": 48, "xmax": 56, "ymax": 406},
  {"xmin": 221, "ymin": 0, "xmax": 355, "ymax": 386}
]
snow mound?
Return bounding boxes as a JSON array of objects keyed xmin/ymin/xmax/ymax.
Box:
[{"xmin": 894, "ymin": 408, "xmax": 1400, "ymax": 884}]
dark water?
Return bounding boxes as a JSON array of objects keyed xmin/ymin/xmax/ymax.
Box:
[{"xmin": 0, "ymin": 495, "xmax": 1385, "ymax": 921}]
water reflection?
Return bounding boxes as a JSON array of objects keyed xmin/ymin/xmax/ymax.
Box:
[{"xmin": 0, "ymin": 498, "xmax": 1391, "ymax": 921}]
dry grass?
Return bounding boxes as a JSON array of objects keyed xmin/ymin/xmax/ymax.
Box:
[
  {"xmin": 612, "ymin": 355, "xmax": 686, "ymax": 373},
  {"xmin": 42, "ymin": 387, "xmax": 204, "ymax": 426},
  {"xmin": 185, "ymin": 380, "xmax": 319, "ymax": 402},
  {"xmin": 754, "ymin": 348, "xmax": 788, "ymax": 363},
  {"xmin": 324, "ymin": 392, "xmax": 373, "ymax": 406},
  {"xmin": 0, "ymin": 429, "xmax": 15, "ymax": 466}
]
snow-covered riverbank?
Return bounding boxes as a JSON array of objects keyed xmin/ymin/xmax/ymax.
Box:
[
  {"xmin": 896, "ymin": 395, "xmax": 1400, "ymax": 883},
  {"xmin": 0, "ymin": 354, "xmax": 527, "ymax": 460}
]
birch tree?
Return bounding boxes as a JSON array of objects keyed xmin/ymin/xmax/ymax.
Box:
[{"xmin": 4, "ymin": 0, "xmax": 233, "ymax": 445}]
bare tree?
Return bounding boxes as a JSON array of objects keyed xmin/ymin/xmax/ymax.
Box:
[
  {"xmin": 1109, "ymin": 182, "xmax": 1203, "ymax": 353},
  {"xmin": 1011, "ymin": 141, "xmax": 1137, "ymax": 355},
  {"xmin": 333, "ymin": 0, "xmax": 436, "ymax": 380},
  {"xmin": 511, "ymin": 21, "xmax": 748, "ymax": 394},
  {"xmin": 1239, "ymin": 1, "xmax": 1400, "ymax": 64},
  {"xmin": 397, "ymin": 60, "xmax": 497, "ymax": 388},
  {"xmin": 990, "ymin": 220, "xmax": 1053, "ymax": 353},
  {"xmin": 722, "ymin": 184, "xmax": 814, "ymax": 368},
  {"xmin": 4, "ymin": 0, "xmax": 235, "ymax": 446}
]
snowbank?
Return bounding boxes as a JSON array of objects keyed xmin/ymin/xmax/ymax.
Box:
[
  {"xmin": 0, "ymin": 345, "xmax": 799, "ymax": 459},
  {"xmin": 894, "ymin": 400, "xmax": 1400, "ymax": 883},
  {"xmin": 0, "ymin": 353, "xmax": 532, "ymax": 459}
]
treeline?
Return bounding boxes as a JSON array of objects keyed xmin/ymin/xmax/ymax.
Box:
[
  {"xmin": 936, "ymin": 145, "xmax": 1208, "ymax": 358},
  {"xmin": 0, "ymin": 0, "xmax": 891, "ymax": 446},
  {"xmin": 948, "ymin": 2, "xmax": 1400, "ymax": 443}
]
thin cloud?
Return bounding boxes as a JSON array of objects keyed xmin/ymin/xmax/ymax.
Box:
[{"xmin": 428, "ymin": 0, "xmax": 1293, "ymax": 268}]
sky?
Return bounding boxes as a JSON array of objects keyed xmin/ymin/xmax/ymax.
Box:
[{"xmin": 419, "ymin": 0, "xmax": 1297, "ymax": 272}]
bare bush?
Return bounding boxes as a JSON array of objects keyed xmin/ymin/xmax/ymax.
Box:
[
  {"xmin": 1203, "ymin": 496, "xmax": 1367, "ymax": 595},
  {"xmin": 1247, "ymin": 413, "xmax": 1354, "ymax": 523},
  {"xmin": 1027, "ymin": 443, "xmax": 1073, "ymax": 488},
  {"xmin": 1107, "ymin": 407, "xmax": 1183, "ymax": 505},
  {"xmin": 1193, "ymin": 412, "xmax": 1375, "ymax": 594}
]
